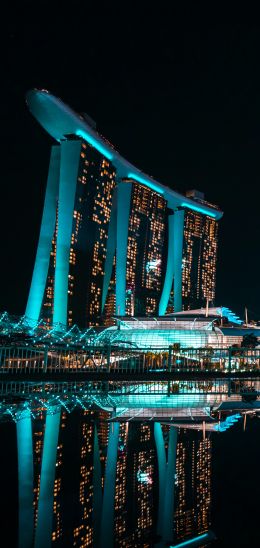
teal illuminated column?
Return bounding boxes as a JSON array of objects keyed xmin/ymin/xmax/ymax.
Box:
[
  {"xmin": 53, "ymin": 140, "xmax": 82, "ymax": 327},
  {"xmin": 154, "ymin": 423, "xmax": 178, "ymax": 543},
  {"xmin": 99, "ymin": 422, "xmax": 120, "ymax": 548},
  {"xmin": 173, "ymin": 210, "xmax": 184, "ymax": 313},
  {"xmin": 162, "ymin": 426, "xmax": 178, "ymax": 540},
  {"xmin": 159, "ymin": 213, "xmax": 175, "ymax": 316},
  {"xmin": 154, "ymin": 422, "xmax": 166, "ymax": 535},
  {"xmin": 93, "ymin": 425, "xmax": 102, "ymax": 546},
  {"xmin": 115, "ymin": 181, "xmax": 132, "ymax": 316},
  {"xmin": 159, "ymin": 209, "xmax": 184, "ymax": 315},
  {"xmin": 34, "ymin": 408, "xmax": 61, "ymax": 548},
  {"xmin": 26, "ymin": 146, "xmax": 60, "ymax": 322},
  {"xmin": 101, "ymin": 188, "xmax": 118, "ymax": 313},
  {"xmin": 16, "ymin": 413, "xmax": 34, "ymax": 548}
]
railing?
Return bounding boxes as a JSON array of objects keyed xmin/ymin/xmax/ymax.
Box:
[{"xmin": 1, "ymin": 345, "xmax": 260, "ymax": 375}]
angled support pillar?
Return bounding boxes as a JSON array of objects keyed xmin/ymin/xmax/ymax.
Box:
[
  {"xmin": 34, "ymin": 408, "xmax": 61, "ymax": 548},
  {"xmin": 173, "ymin": 210, "xmax": 184, "ymax": 313},
  {"xmin": 115, "ymin": 180, "xmax": 132, "ymax": 316},
  {"xmin": 162, "ymin": 426, "xmax": 178, "ymax": 541},
  {"xmin": 53, "ymin": 140, "xmax": 82, "ymax": 327},
  {"xmin": 159, "ymin": 213, "xmax": 175, "ymax": 316},
  {"xmin": 159, "ymin": 209, "xmax": 184, "ymax": 315},
  {"xmin": 101, "ymin": 187, "xmax": 118, "ymax": 313},
  {"xmin": 154, "ymin": 423, "xmax": 178, "ymax": 544},
  {"xmin": 154, "ymin": 422, "xmax": 167, "ymax": 536},
  {"xmin": 93, "ymin": 424, "xmax": 103, "ymax": 547},
  {"xmin": 99, "ymin": 422, "xmax": 120, "ymax": 548},
  {"xmin": 16, "ymin": 413, "xmax": 34, "ymax": 548},
  {"xmin": 26, "ymin": 146, "xmax": 60, "ymax": 323}
]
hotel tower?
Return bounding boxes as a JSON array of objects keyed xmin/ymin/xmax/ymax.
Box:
[{"xmin": 25, "ymin": 89, "xmax": 222, "ymax": 327}]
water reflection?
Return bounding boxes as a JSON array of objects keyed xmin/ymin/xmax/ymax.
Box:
[{"xmin": 9, "ymin": 409, "xmax": 214, "ymax": 547}]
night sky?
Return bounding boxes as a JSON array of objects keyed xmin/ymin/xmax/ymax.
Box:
[
  {"xmin": 1, "ymin": 11, "xmax": 260, "ymax": 545},
  {"xmin": 1, "ymin": 11, "xmax": 260, "ymax": 319}
]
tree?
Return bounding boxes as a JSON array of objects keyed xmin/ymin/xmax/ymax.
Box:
[{"xmin": 242, "ymin": 333, "xmax": 259, "ymax": 348}]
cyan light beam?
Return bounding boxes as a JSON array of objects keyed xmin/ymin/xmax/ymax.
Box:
[
  {"xmin": 181, "ymin": 202, "xmax": 217, "ymax": 218},
  {"xmin": 76, "ymin": 129, "xmax": 113, "ymax": 160},
  {"xmin": 170, "ymin": 532, "xmax": 209, "ymax": 547},
  {"xmin": 127, "ymin": 172, "xmax": 164, "ymax": 195},
  {"xmin": 170, "ymin": 533, "xmax": 209, "ymax": 548}
]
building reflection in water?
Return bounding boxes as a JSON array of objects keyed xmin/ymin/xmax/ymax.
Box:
[{"xmin": 20, "ymin": 409, "xmax": 212, "ymax": 548}]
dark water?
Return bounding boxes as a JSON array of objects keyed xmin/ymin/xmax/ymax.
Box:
[{"xmin": 0, "ymin": 411, "xmax": 259, "ymax": 547}]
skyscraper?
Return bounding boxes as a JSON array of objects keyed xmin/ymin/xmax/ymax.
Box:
[
  {"xmin": 40, "ymin": 140, "xmax": 116, "ymax": 327},
  {"xmin": 25, "ymin": 89, "xmax": 222, "ymax": 328},
  {"xmin": 174, "ymin": 429, "xmax": 212, "ymax": 544},
  {"xmin": 182, "ymin": 190, "xmax": 219, "ymax": 310}
]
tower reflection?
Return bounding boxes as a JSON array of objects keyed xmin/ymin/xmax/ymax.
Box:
[{"xmin": 3, "ymin": 409, "xmax": 214, "ymax": 547}]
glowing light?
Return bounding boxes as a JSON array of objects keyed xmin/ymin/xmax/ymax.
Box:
[
  {"xmin": 146, "ymin": 259, "xmax": 161, "ymax": 273},
  {"xmin": 217, "ymin": 307, "xmax": 243, "ymax": 325},
  {"xmin": 137, "ymin": 469, "xmax": 153, "ymax": 484},
  {"xmin": 76, "ymin": 129, "xmax": 113, "ymax": 160},
  {"xmin": 127, "ymin": 172, "xmax": 164, "ymax": 195},
  {"xmin": 170, "ymin": 533, "xmax": 209, "ymax": 547},
  {"xmin": 181, "ymin": 201, "xmax": 217, "ymax": 218}
]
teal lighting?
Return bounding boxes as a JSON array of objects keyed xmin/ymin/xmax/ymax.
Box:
[
  {"xmin": 93, "ymin": 425, "xmax": 102, "ymax": 546},
  {"xmin": 101, "ymin": 188, "xmax": 117, "ymax": 312},
  {"xmin": 76, "ymin": 129, "xmax": 113, "ymax": 160},
  {"xmin": 146, "ymin": 259, "xmax": 161, "ymax": 273},
  {"xmin": 170, "ymin": 533, "xmax": 209, "ymax": 547},
  {"xmin": 99, "ymin": 422, "xmax": 120, "ymax": 548},
  {"xmin": 17, "ymin": 415, "xmax": 34, "ymax": 548},
  {"xmin": 181, "ymin": 201, "xmax": 217, "ymax": 218},
  {"xmin": 159, "ymin": 210, "xmax": 184, "ymax": 315},
  {"xmin": 217, "ymin": 307, "xmax": 243, "ymax": 325},
  {"xmin": 34, "ymin": 409, "xmax": 61, "ymax": 548},
  {"xmin": 116, "ymin": 182, "xmax": 132, "ymax": 315},
  {"xmin": 127, "ymin": 172, "xmax": 164, "ymax": 195},
  {"xmin": 53, "ymin": 140, "xmax": 81, "ymax": 326},
  {"xmin": 137, "ymin": 469, "xmax": 153, "ymax": 484},
  {"xmin": 26, "ymin": 146, "xmax": 60, "ymax": 322}
]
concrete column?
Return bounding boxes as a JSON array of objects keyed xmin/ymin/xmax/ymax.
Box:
[
  {"xmin": 173, "ymin": 210, "xmax": 184, "ymax": 313},
  {"xmin": 101, "ymin": 188, "xmax": 118, "ymax": 313},
  {"xmin": 99, "ymin": 422, "xmax": 120, "ymax": 548},
  {"xmin": 159, "ymin": 214, "xmax": 175, "ymax": 316},
  {"xmin": 26, "ymin": 146, "xmax": 60, "ymax": 322},
  {"xmin": 159, "ymin": 209, "xmax": 184, "ymax": 315},
  {"xmin": 93, "ymin": 424, "xmax": 102, "ymax": 547},
  {"xmin": 34, "ymin": 408, "xmax": 61, "ymax": 548},
  {"xmin": 16, "ymin": 413, "xmax": 34, "ymax": 548},
  {"xmin": 154, "ymin": 422, "xmax": 167, "ymax": 536},
  {"xmin": 154, "ymin": 423, "xmax": 178, "ymax": 544},
  {"xmin": 115, "ymin": 181, "xmax": 132, "ymax": 316},
  {"xmin": 53, "ymin": 140, "xmax": 82, "ymax": 327},
  {"xmin": 162, "ymin": 426, "xmax": 178, "ymax": 541}
]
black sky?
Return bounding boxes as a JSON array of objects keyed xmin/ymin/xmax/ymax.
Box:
[
  {"xmin": 1, "ymin": 8, "xmax": 260, "ymax": 319},
  {"xmin": 2, "ymin": 10, "xmax": 260, "ymax": 546}
]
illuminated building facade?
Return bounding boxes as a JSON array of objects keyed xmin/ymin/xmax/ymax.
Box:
[
  {"xmin": 25, "ymin": 89, "xmax": 223, "ymax": 328},
  {"xmin": 32, "ymin": 410, "xmax": 96, "ymax": 547},
  {"xmin": 181, "ymin": 190, "xmax": 218, "ymax": 310},
  {"xmin": 122, "ymin": 179, "xmax": 167, "ymax": 316},
  {"xmin": 38, "ymin": 140, "xmax": 116, "ymax": 327},
  {"xmin": 174, "ymin": 430, "xmax": 212, "ymax": 544},
  {"xmin": 122, "ymin": 423, "xmax": 157, "ymax": 547}
]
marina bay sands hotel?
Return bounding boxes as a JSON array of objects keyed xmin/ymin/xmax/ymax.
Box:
[{"xmin": 26, "ymin": 89, "xmax": 223, "ymax": 328}]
